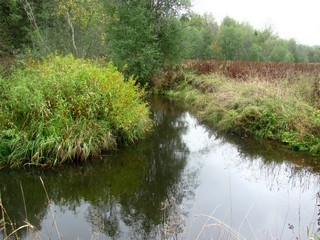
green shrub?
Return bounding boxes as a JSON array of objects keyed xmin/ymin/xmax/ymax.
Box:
[{"xmin": 0, "ymin": 55, "xmax": 152, "ymax": 167}]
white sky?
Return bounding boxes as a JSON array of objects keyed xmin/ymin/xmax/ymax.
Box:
[{"xmin": 191, "ymin": 0, "xmax": 320, "ymax": 46}]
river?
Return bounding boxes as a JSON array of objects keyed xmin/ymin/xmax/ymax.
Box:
[{"xmin": 0, "ymin": 96, "xmax": 319, "ymax": 239}]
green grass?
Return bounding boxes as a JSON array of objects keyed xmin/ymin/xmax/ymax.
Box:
[
  {"xmin": 0, "ymin": 55, "xmax": 152, "ymax": 167},
  {"xmin": 166, "ymin": 72, "xmax": 320, "ymax": 156}
]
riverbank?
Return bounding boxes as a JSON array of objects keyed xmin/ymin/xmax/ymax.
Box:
[{"xmin": 165, "ymin": 63, "xmax": 320, "ymax": 156}]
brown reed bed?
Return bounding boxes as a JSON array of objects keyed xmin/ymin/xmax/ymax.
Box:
[{"xmin": 184, "ymin": 60, "xmax": 320, "ymax": 80}]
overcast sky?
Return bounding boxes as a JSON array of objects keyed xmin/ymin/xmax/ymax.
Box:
[{"xmin": 191, "ymin": 0, "xmax": 320, "ymax": 46}]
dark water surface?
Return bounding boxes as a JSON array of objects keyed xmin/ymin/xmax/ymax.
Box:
[{"xmin": 1, "ymin": 97, "xmax": 320, "ymax": 239}]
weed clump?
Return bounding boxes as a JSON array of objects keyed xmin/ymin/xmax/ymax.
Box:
[{"xmin": 0, "ymin": 55, "xmax": 152, "ymax": 167}]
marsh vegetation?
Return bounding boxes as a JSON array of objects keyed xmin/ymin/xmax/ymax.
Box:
[{"xmin": 0, "ymin": 55, "xmax": 151, "ymax": 167}]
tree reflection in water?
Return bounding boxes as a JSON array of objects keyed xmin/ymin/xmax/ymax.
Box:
[{"xmin": 0, "ymin": 97, "xmax": 197, "ymax": 239}]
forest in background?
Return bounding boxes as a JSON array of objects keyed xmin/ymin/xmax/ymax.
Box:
[{"xmin": 1, "ymin": 0, "xmax": 320, "ymax": 83}]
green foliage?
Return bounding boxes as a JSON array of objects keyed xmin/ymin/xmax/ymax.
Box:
[
  {"xmin": 158, "ymin": 16, "xmax": 187, "ymax": 65},
  {"xmin": 29, "ymin": 0, "xmax": 107, "ymax": 58},
  {"xmin": 270, "ymin": 45, "xmax": 294, "ymax": 62},
  {"xmin": 218, "ymin": 17, "xmax": 240, "ymax": 60},
  {"xmin": 104, "ymin": 0, "xmax": 190, "ymax": 83},
  {"xmin": 0, "ymin": 55, "xmax": 152, "ymax": 167},
  {"xmin": 183, "ymin": 15, "xmax": 320, "ymax": 63},
  {"xmin": 249, "ymin": 43, "xmax": 261, "ymax": 61},
  {"xmin": 0, "ymin": 0, "xmax": 30, "ymax": 55},
  {"xmin": 105, "ymin": 0, "xmax": 159, "ymax": 82},
  {"xmin": 184, "ymin": 13, "xmax": 219, "ymax": 59}
]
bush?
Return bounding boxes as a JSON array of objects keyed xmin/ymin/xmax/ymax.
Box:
[{"xmin": 0, "ymin": 55, "xmax": 152, "ymax": 167}]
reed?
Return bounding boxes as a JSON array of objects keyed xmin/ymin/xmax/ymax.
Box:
[
  {"xmin": 185, "ymin": 60, "xmax": 320, "ymax": 80},
  {"xmin": 1, "ymin": 192, "xmax": 37, "ymax": 240},
  {"xmin": 1, "ymin": 187, "xmax": 319, "ymax": 239}
]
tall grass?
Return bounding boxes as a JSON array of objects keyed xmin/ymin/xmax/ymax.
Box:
[
  {"xmin": 167, "ymin": 61, "xmax": 320, "ymax": 156},
  {"xmin": 185, "ymin": 60, "xmax": 320, "ymax": 79},
  {"xmin": 0, "ymin": 55, "xmax": 152, "ymax": 167}
]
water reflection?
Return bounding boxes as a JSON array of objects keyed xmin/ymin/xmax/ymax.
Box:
[
  {"xmin": 0, "ymin": 97, "xmax": 320, "ymax": 240},
  {"xmin": 220, "ymin": 133, "xmax": 320, "ymax": 191},
  {"xmin": 178, "ymin": 111, "xmax": 320, "ymax": 239},
  {"xmin": 0, "ymin": 97, "xmax": 196, "ymax": 239}
]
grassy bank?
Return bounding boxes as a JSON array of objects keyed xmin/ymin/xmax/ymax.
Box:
[
  {"xmin": 166, "ymin": 61, "xmax": 320, "ymax": 156},
  {"xmin": 0, "ymin": 55, "xmax": 152, "ymax": 168}
]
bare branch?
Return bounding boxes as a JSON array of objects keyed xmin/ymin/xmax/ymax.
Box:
[{"xmin": 66, "ymin": 11, "xmax": 78, "ymax": 56}]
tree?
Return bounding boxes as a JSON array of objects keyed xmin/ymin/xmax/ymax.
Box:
[
  {"xmin": 270, "ymin": 44, "xmax": 294, "ymax": 62},
  {"xmin": 307, "ymin": 46, "xmax": 320, "ymax": 63},
  {"xmin": 105, "ymin": 0, "xmax": 191, "ymax": 83},
  {"xmin": 26, "ymin": 0, "xmax": 107, "ymax": 57},
  {"xmin": 184, "ymin": 13, "xmax": 219, "ymax": 59},
  {"xmin": 105, "ymin": 0, "xmax": 159, "ymax": 81},
  {"xmin": 249, "ymin": 43, "xmax": 261, "ymax": 61},
  {"xmin": 236, "ymin": 22, "xmax": 260, "ymax": 60},
  {"xmin": 219, "ymin": 17, "xmax": 240, "ymax": 60},
  {"xmin": 287, "ymin": 39, "xmax": 309, "ymax": 63},
  {"xmin": 0, "ymin": 0, "xmax": 30, "ymax": 55}
]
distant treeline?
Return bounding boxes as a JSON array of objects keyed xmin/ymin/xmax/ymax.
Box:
[
  {"xmin": 1, "ymin": 1, "xmax": 319, "ymax": 82},
  {"xmin": 183, "ymin": 14, "xmax": 320, "ymax": 63}
]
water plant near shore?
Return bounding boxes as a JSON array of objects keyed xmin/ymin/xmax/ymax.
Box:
[{"xmin": 0, "ymin": 55, "xmax": 152, "ymax": 167}]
